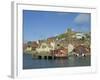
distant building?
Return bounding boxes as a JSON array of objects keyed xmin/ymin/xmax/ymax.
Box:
[
  {"xmin": 25, "ymin": 46, "xmax": 32, "ymax": 52},
  {"xmin": 31, "ymin": 41, "xmax": 38, "ymax": 50},
  {"xmin": 36, "ymin": 42, "xmax": 53, "ymax": 53},
  {"xmin": 73, "ymin": 33, "xmax": 86, "ymax": 39},
  {"xmin": 68, "ymin": 44, "xmax": 74, "ymax": 54},
  {"xmin": 73, "ymin": 44, "xmax": 90, "ymax": 56},
  {"xmin": 51, "ymin": 47, "xmax": 68, "ymax": 58}
]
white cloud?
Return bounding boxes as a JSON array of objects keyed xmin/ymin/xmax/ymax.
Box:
[{"xmin": 74, "ymin": 14, "xmax": 90, "ymax": 24}]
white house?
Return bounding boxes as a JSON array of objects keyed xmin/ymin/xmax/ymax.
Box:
[
  {"xmin": 73, "ymin": 33, "xmax": 86, "ymax": 39},
  {"xmin": 25, "ymin": 46, "xmax": 32, "ymax": 52},
  {"xmin": 50, "ymin": 41, "xmax": 55, "ymax": 50},
  {"xmin": 36, "ymin": 43, "xmax": 53, "ymax": 53},
  {"xmin": 68, "ymin": 44, "xmax": 74, "ymax": 54}
]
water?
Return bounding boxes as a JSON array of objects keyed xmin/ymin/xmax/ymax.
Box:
[{"xmin": 23, "ymin": 54, "xmax": 91, "ymax": 69}]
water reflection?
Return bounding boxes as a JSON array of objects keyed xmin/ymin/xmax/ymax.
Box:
[{"xmin": 23, "ymin": 54, "xmax": 90, "ymax": 69}]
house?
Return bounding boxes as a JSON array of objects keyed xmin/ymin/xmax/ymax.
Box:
[
  {"xmin": 36, "ymin": 42, "xmax": 53, "ymax": 53},
  {"xmin": 31, "ymin": 41, "xmax": 38, "ymax": 50},
  {"xmin": 23, "ymin": 41, "xmax": 38, "ymax": 53},
  {"xmin": 73, "ymin": 33, "xmax": 86, "ymax": 39},
  {"xmin": 50, "ymin": 47, "xmax": 68, "ymax": 58},
  {"xmin": 25, "ymin": 46, "xmax": 32, "ymax": 52},
  {"xmin": 73, "ymin": 44, "xmax": 90, "ymax": 56},
  {"xmin": 68, "ymin": 44, "xmax": 74, "ymax": 55}
]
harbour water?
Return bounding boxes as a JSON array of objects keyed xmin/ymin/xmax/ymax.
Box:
[{"xmin": 23, "ymin": 54, "xmax": 90, "ymax": 69}]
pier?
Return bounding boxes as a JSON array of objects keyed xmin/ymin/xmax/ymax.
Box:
[{"xmin": 31, "ymin": 47, "xmax": 68, "ymax": 59}]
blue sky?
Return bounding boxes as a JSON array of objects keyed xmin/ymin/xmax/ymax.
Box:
[{"xmin": 23, "ymin": 10, "xmax": 91, "ymax": 42}]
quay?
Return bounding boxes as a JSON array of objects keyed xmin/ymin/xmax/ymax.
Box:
[{"xmin": 31, "ymin": 48, "xmax": 68, "ymax": 59}]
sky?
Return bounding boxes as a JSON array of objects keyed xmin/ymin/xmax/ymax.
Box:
[{"xmin": 23, "ymin": 10, "xmax": 91, "ymax": 42}]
